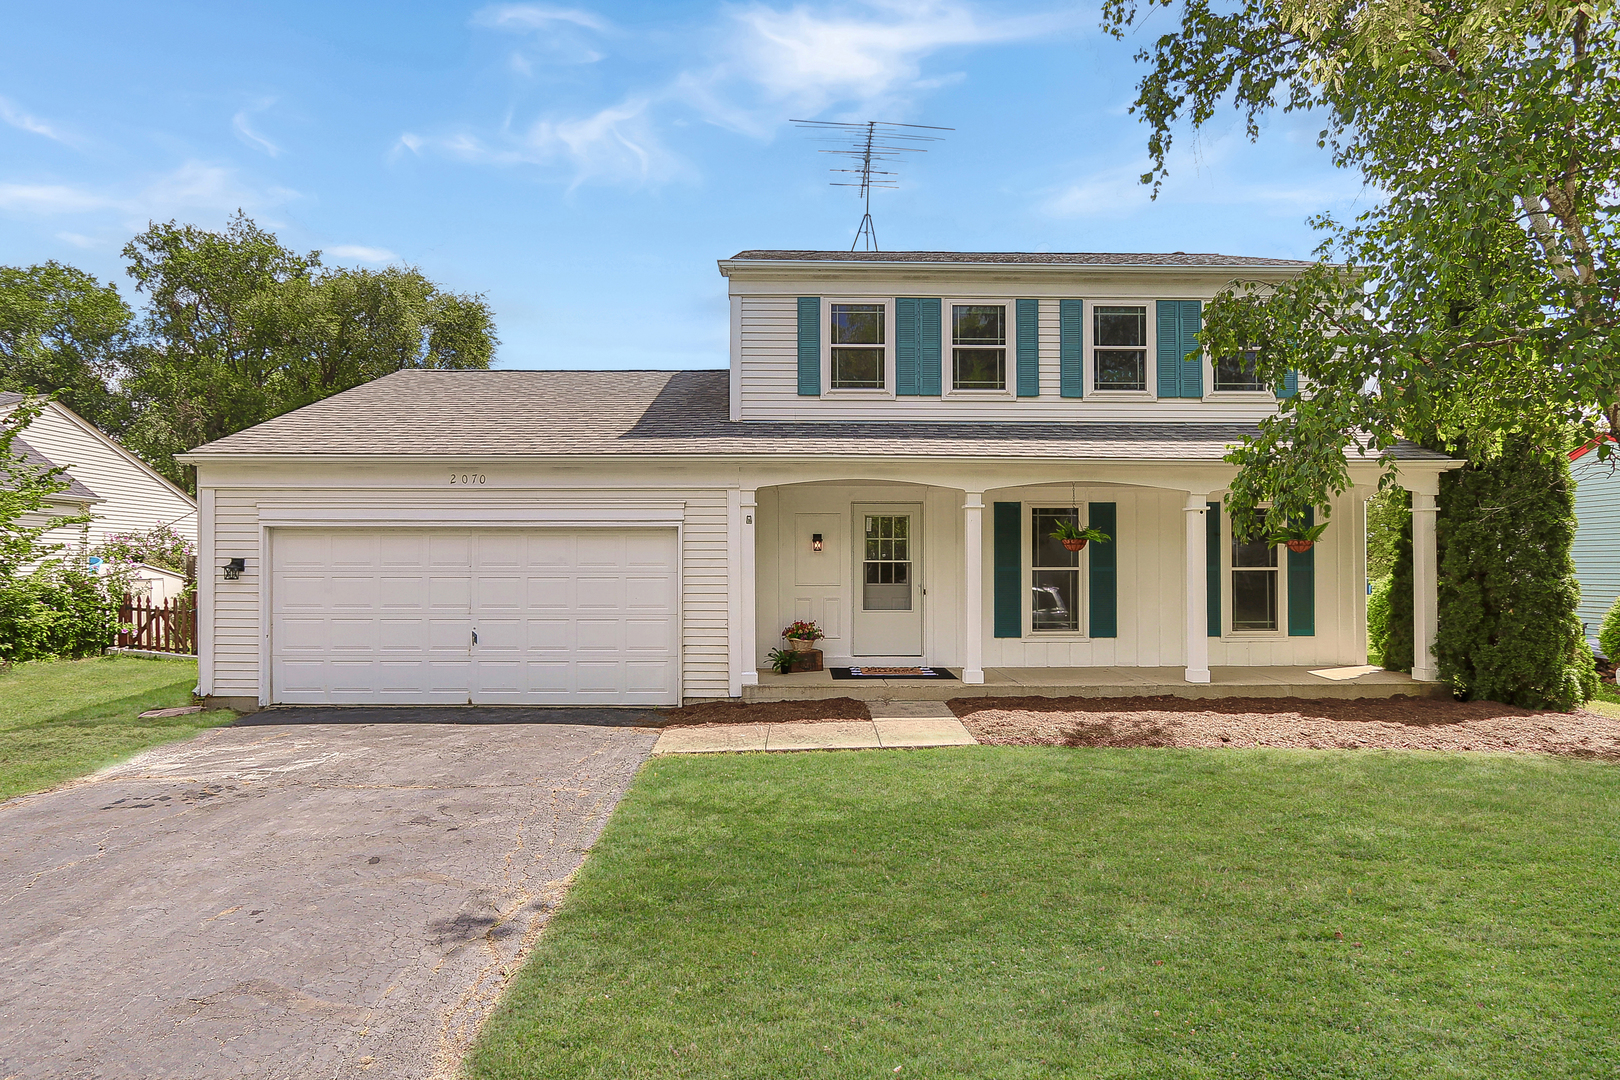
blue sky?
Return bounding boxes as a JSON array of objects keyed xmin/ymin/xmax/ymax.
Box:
[{"xmin": 0, "ymin": 1, "xmax": 1369, "ymax": 371}]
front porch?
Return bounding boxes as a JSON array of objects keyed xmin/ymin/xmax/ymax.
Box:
[{"xmin": 743, "ymin": 665, "xmax": 1446, "ymax": 702}]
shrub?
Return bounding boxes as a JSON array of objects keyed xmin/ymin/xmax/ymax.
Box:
[
  {"xmin": 1434, "ymin": 437, "xmax": 1597, "ymax": 710},
  {"xmin": 0, "ymin": 561, "xmax": 123, "ymax": 665},
  {"xmin": 1381, "ymin": 492, "xmax": 1416, "ymax": 673},
  {"xmin": 1601, "ymin": 595, "xmax": 1620, "ymax": 663},
  {"xmin": 94, "ymin": 523, "xmax": 194, "ymax": 574},
  {"xmin": 1367, "ymin": 575, "xmax": 1393, "ymax": 666}
]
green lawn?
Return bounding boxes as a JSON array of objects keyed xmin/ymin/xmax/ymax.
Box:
[
  {"xmin": 0, "ymin": 655, "xmax": 235, "ymax": 801},
  {"xmin": 468, "ymin": 748, "xmax": 1620, "ymax": 1080}
]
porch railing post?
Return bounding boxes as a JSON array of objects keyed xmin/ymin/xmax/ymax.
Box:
[
  {"xmin": 962, "ymin": 491, "xmax": 986, "ymax": 685},
  {"xmin": 1183, "ymin": 492, "xmax": 1212, "ymax": 684}
]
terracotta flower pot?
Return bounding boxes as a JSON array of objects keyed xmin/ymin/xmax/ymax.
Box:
[
  {"xmin": 1285, "ymin": 539, "xmax": 1315, "ymax": 553},
  {"xmin": 1061, "ymin": 538, "xmax": 1088, "ymax": 551}
]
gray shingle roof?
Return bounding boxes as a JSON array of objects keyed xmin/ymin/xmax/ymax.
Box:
[
  {"xmin": 186, "ymin": 369, "xmax": 1450, "ymax": 464},
  {"xmin": 726, "ymin": 250, "xmax": 1316, "ymax": 268},
  {"xmin": 6, "ymin": 434, "xmax": 101, "ymax": 501}
]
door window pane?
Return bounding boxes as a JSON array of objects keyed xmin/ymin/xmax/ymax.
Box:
[
  {"xmin": 1094, "ymin": 306, "xmax": 1146, "ymax": 390},
  {"xmin": 863, "ymin": 515, "xmax": 912, "ymax": 610},
  {"xmin": 1030, "ymin": 507, "xmax": 1079, "ymax": 632},
  {"xmin": 831, "ymin": 303, "xmax": 885, "ymax": 389},
  {"xmin": 952, "ymin": 304, "xmax": 1006, "ymax": 390}
]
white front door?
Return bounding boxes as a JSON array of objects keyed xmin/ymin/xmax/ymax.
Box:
[
  {"xmin": 849, "ymin": 504, "xmax": 923, "ymax": 658},
  {"xmin": 270, "ymin": 527, "xmax": 679, "ymax": 705}
]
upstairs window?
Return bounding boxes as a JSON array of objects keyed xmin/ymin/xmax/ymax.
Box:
[
  {"xmin": 1231, "ymin": 516, "xmax": 1279, "ymax": 631},
  {"xmin": 1094, "ymin": 305, "xmax": 1147, "ymax": 391},
  {"xmin": 830, "ymin": 303, "xmax": 886, "ymax": 389},
  {"xmin": 1215, "ymin": 348, "xmax": 1268, "ymax": 392},
  {"xmin": 952, "ymin": 304, "xmax": 1006, "ymax": 390}
]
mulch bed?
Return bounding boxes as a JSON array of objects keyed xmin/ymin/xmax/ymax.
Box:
[
  {"xmin": 949, "ymin": 694, "xmax": 1620, "ymax": 757},
  {"xmin": 648, "ymin": 697, "xmax": 871, "ymax": 728}
]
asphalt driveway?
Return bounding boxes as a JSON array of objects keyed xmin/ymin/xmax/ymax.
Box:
[{"xmin": 0, "ymin": 712, "xmax": 658, "ymax": 1080}]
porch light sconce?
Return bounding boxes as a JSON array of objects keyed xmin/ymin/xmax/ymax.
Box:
[
  {"xmin": 222, "ymin": 557, "xmax": 246, "ymax": 581},
  {"xmin": 811, "ymin": 533, "xmax": 824, "ymax": 552}
]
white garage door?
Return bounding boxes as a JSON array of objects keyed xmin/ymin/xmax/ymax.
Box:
[{"xmin": 271, "ymin": 528, "xmax": 679, "ymax": 706}]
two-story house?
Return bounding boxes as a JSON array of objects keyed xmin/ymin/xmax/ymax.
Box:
[{"xmin": 182, "ymin": 250, "xmax": 1458, "ymax": 711}]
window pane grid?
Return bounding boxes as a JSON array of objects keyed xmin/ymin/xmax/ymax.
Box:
[
  {"xmin": 952, "ymin": 304, "xmax": 1006, "ymax": 390},
  {"xmin": 863, "ymin": 514, "xmax": 912, "ymax": 610},
  {"xmin": 1214, "ymin": 349, "xmax": 1267, "ymax": 391},
  {"xmin": 831, "ymin": 303, "xmax": 885, "ymax": 390},
  {"xmin": 1094, "ymin": 305, "xmax": 1147, "ymax": 391},
  {"xmin": 1230, "ymin": 514, "xmax": 1279, "ymax": 631}
]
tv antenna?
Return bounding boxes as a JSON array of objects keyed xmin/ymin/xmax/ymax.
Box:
[{"xmin": 792, "ymin": 119, "xmax": 951, "ymax": 251}]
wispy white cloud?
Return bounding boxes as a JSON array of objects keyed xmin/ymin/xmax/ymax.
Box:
[
  {"xmin": 473, "ymin": 3, "xmax": 608, "ymax": 32},
  {"xmin": 0, "ymin": 96, "xmax": 71, "ymax": 143},
  {"xmin": 232, "ymin": 99, "xmax": 282, "ymax": 157},
  {"xmin": 327, "ymin": 244, "xmax": 398, "ymax": 262},
  {"xmin": 0, "ymin": 160, "xmax": 298, "ymax": 230},
  {"xmin": 1042, "ymin": 149, "xmax": 1371, "ymax": 219}
]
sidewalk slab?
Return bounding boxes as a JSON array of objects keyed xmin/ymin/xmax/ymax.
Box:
[
  {"xmin": 874, "ymin": 718, "xmax": 977, "ymax": 747},
  {"xmin": 766, "ymin": 721, "xmax": 881, "ymax": 751},
  {"xmin": 652, "ymin": 725, "xmax": 768, "ymax": 755},
  {"xmin": 868, "ymin": 701, "xmax": 956, "ymax": 720}
]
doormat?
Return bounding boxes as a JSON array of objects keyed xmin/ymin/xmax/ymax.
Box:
[{"xmin": 830, "ymin": 667, "xmax": 958, "ymax": 680}]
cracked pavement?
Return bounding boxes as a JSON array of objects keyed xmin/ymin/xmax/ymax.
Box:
[{"xmin": 0, "ymin": 717, "xmax": 657, "ymax": 1080}]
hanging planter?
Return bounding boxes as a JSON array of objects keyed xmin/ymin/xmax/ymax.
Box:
[
  {"xmin": 1049, "ymin": 518, "xmax": 1111, "ymax": 552},
  {"xmin": 1267, "ymin": 519, "xmax": 1330, "ymax": 554}
]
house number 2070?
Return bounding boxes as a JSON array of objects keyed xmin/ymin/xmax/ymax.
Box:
[{"xmin": 450, "ymin": 473, "xmax": 486, "ymax": 485}]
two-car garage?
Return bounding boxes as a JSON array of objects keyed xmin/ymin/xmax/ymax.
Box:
[{"xmin": 268, "ymin": 527, "xmax": 681, "ymax": 706}]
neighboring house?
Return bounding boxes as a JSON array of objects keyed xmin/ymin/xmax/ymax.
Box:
[
  {"xmin": 0, "ymin": 392, "xmax": 198, "ymax": 574},
  {"xmin": 1571, "ymin": 436, "xmax": 1620, "ymax": 651},
  {"xmin": 181, "ymin": 250, "xmax": 1460, "ymax": 710}
]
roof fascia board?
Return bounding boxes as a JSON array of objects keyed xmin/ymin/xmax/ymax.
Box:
[{"xmin": 718, "ymin": 258, "xmax": 1328, "ymax": 277}]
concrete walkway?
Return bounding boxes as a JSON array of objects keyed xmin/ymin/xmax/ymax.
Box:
[{"xmin": 653, "ymin": 701, "xmax": 977, "ymax": 755}]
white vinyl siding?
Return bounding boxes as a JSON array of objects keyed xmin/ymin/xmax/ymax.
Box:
[
  {"xmin": 1573, "ymin": 454, "xmax": 1620, "ymax": 638},
  {"xmin": 4, "ymin": 403, "xmax": 196, "ymax": 546}
]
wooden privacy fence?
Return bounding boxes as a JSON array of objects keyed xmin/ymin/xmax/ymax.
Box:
[{"xmin": 119, "ymin": 594, "xmax": 197, "ymax": 655}]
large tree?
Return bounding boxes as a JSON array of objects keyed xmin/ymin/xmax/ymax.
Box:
[
  {"xmin": 1101, "ymin": 0, "xmax": 1619, "ymax": 526},
  {"xmin": 1100, "ymin": 0, "xmax": 1614, "ymax": 704},
  {"xmin": 121, "ymin": 212, "xmax": 497, "ymax": 492},
  {"xmin": 0, "ymin": 262, "xmax": 133, "ymax": 433}
]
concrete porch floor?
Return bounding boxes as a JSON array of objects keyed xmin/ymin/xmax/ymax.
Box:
[{"xmin": 742, "ymin": 665, "xmax": 1446, "ymax": 703}]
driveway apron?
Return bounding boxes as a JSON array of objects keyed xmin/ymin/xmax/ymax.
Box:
[{"xmin": 0, "ymin": 716, "xmax": 657, "ymax": 1080}]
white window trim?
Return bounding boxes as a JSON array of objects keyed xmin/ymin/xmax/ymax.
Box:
[
  {"xmin": 942, "ymin": 297, "xmax": 1018, "ymax": 399},
  {"xmin": 1087, "ymin": 297, "xmax": 1156, "ymax": 400},
  {"xmin": 1024, "ymin": 503, "xmax": 1092, "ymax": 639},
  {"xmin": 821, "ymin": 297, "xmax": 896, "ymax": 399},
  {"xmin": 1222, "ymin": 508, "xmax": 1287, "ymax": 637}
]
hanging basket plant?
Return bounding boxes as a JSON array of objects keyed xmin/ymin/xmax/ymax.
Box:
[
  {"xmin": 1049, "ymin": 518, "xmax": 1111, "ymax": 552},
  {"xmin": 1266, "ymin": 519, "xmax": 1329, "ymax": 553}
]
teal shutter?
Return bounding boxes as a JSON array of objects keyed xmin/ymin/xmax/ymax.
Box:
[
  {"xmin": 895, "ymin": 297, "xmax": 918, "ymax": 396},
  {"xmin": 897, "ymin": 297, "xmax": 942, "ymax": 397},
  {"xmin": 1156, "ymin": 301, "xmax": 1181, "ymax": 398},
  {"xmin": 1278, "ymin": 371, "xmax": 1300, "ymax": 399},
  {"xmin": 796, "ymin": 297, "xmax": 820, "ymax": 396},
  {"xmin": 1206, "ymin": 502, "xmax": 1222, "ymax": 636},
  {"xmin": 1059, "ymin": 299, "xmax": 1083, "ymax": 398},
  {"xmin": 993, "ymin": 502, "xmax": 1022, "ymax": 639},
  {"xmin": 1088, "ymin": 502, "xmax": 1117, "ymax": 638},
  {"xmin": 1287, "ymin": 507, "xmax": 1316, "ymax": 636},
  {"xmin": 1016, "ymin": 298, "xmax": 1039, "ymax": 397},
  {"xmin": 1179, "ymin": 300, "xmax": 1204, "ymax": 398}
]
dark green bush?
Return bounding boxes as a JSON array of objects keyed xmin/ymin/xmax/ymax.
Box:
[
  {"xmin": 0, "ymin": 562, "xmax": 122, "ymax": 665},
  {"xmin": 1381, "ymin": 493, "xmax": 1416, "ymax": 673},
  {"xmin": 1367, "ymin": 575, "xmax": 1393, "ymax": 666},
  {"xmin": 1434, "ymin": 437, "xmax": 1597, "ymax": 710}
]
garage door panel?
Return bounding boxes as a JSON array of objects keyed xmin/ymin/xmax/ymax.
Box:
[{"xmin": 272, "ymin": 527, "xmax": 678, "ymax": 706}]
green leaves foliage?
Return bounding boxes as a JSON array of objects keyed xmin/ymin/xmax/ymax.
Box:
[
  {"xmin": 120, "ymin": 212, "xmax": 497, "ymax": 492},
  {"xmin": 0, "ymin": 398, "xmax": 89, "ymax": 580},
  {"xmin": 1434, "ymin": 438, "xmax": 1597, "ymax": 709},
  {"xmin": 0, "ymin": 261, "xmax": 132, "ymax": 432},
  {"xmin": 1599, "ymin": 593, "xmax": 1620, "ymax": 662}
]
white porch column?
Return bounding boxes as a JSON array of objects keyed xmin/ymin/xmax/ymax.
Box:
[
  {"xmin": 1183, "ymin": 493, "xmax": 1212, "ymax": 684},
  {"xmin": 738, "ymin": 488, "xmax": 759, "ymax": 691},
  {"xmin": 1412, "ymin": 491, "xmax": 1439, "ymax": 682},
  {"xmin": 962, "ymin": 491, "xmax": 986, "ymax": 685}
]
